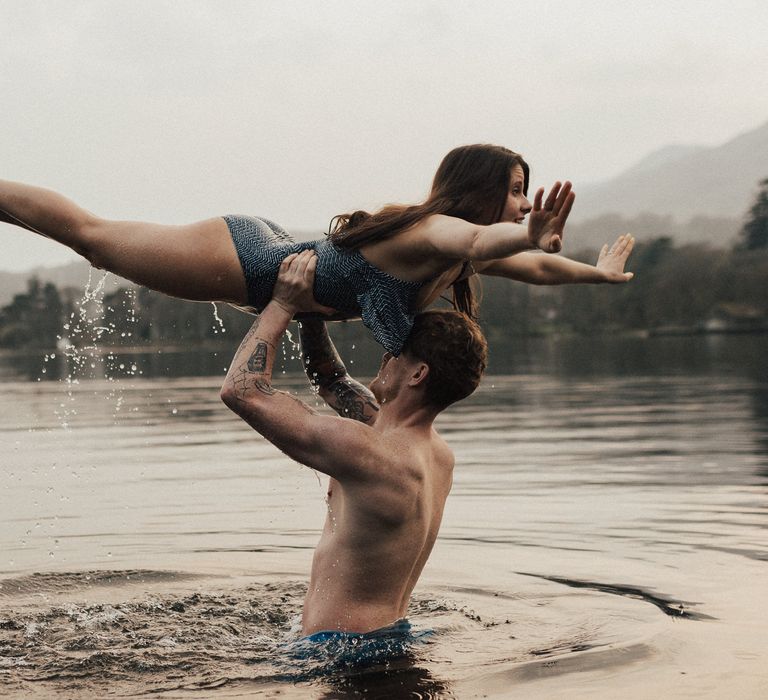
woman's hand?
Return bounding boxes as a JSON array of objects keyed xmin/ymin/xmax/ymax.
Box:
[
  {"xmin": 527, "ymin": 181, "xmax": 575, "ymax": 253},
  {"xmin": 596, "ymin": 234, "xmax": 635, "ymax": 282},
  {"xmin": 272, "ymin": 250, "xmax": 337, "ymax": 317}
]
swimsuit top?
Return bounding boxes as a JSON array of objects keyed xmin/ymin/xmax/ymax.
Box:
[
  {"xmin": 311, "ymin": 239, "xmax": 425, "ymax": 355},
  {"xmin": 224, "ymin": 215, "xmax": 437, "ymax": 355}
]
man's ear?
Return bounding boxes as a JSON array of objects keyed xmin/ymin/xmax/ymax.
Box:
[{"xmin": 408, "ymin": 362, "xmax": 430, "ymax": 388}]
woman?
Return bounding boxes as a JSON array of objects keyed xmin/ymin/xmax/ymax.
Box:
[{"xmin": 0, "ymin": 145, "xmax": 633, "ymax": 354}]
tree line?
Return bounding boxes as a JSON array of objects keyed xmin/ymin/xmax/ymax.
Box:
[{"xmin": 2, "ymin": 179, "xmax": 767, "ymax": 351}]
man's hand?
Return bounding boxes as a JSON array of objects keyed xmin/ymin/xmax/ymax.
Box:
[
  {"xmin": 272, "ymin": 250, "xmax": 336, "ymax": 317},
  {"xmin": 596, "ymin": 234, "xmax": 635, "ymax": 283},
  {"xmin": 527, "ymin": 181, "xmax": 575, "ymax": 254}
]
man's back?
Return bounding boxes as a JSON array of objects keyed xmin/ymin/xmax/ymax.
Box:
[{"xmin": 302, "ymin": 426, "xmax": 454, "ymax": 634}]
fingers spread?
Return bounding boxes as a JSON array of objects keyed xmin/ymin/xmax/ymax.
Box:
[
  {"xmin": 544, "ymin": 182, "xmax": 562, "ymax": 210},
  {"xmin": 609, "ymin": 234, "xmax": 625, "ymax": 254},
  {"xmin": 616, "ymin": 234, "xmax": 634, "ymax": 255},
  {"xmin": 552, "ymin": 181, "xmax": 572, "ymax": 215},
  {"xmin": 533, "ymin": 187, "xmax": 544, "ymax": 210},
  {"xmin": 557, "ymin": 189, "xmax": 575, "ymax": 222}
]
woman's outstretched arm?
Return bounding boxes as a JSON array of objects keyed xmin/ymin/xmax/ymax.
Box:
[
  {"xmin": 478, "ymin": 234, "xmax": 635, "ymax": 285},
  {"xmin": 419, "ymin": 182, "xmax": 575, "ymax": 263},
  {"xmin": 0, "ymin": 179, "xmax": 249, "ymax": 303}
]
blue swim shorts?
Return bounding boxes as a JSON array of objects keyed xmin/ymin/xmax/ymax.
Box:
[{"xmin": 285, "ymin": 618, "xmax": 432, "ymax": 667}]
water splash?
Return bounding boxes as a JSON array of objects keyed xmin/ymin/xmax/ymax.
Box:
[
  {"xmin": 45, "ymin": 273, "xmax": 144, "ymax": 427},
  {"xmin": 210, "ymin": 302, "xmax": 226, "ymax": 335},
  {"xmin": 51, "ymin": 269, "xmax": 110, "ymax": 427}
]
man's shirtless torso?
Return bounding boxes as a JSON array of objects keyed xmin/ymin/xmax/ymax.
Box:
[
  {"xmin": 221, "ymin": 250, "xmax": 487, "ymax": 635},
  {"xmin": 303, "ymin": 427, "xmax": 454, "ymax": 634}
]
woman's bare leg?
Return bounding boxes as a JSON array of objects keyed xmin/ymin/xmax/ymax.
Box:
[{"xmin": 0, "ymin": 179, "xmax": 248, "ymax": 304}]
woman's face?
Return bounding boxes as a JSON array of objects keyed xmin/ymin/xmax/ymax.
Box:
[{"xmin": 500, "ymin": 164, "xmax": 531, "ymax": 224}]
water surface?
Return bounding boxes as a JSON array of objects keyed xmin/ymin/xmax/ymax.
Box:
[{"xmin": 1, "ymin": 334, "xmax": 767, "ymax": 698}]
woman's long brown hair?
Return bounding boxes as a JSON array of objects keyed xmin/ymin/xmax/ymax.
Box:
[{"xmin": 329, "ymin": 144, "xmax": 529, "ymax": 319}]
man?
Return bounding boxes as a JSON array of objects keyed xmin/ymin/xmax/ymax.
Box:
[{"xmin": 220, "ymin": 250, "xmax": 488, "ymax": 637}]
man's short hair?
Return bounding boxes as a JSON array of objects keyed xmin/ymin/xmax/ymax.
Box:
[{"xmin": 402, "ymin": 310, "xmax": 488, "ymax": 409}]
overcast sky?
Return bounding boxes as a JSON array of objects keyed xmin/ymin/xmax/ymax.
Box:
[{"xmin": 2, "ymin": 0, "xmax": 767, "ymax": 271}]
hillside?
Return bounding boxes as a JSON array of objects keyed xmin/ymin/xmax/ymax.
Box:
[{"xmin": 573, "ymin": 120, "xmax": 768, "ymax": 223}]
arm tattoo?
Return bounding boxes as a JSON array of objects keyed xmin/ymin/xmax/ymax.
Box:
[
  {"xmin": 248, "ymin": 342, "xmax": 269, "ymax": 373},
  {"xmin": 327, "ymin": 378, "xmax": 378, "ymax": 423},
  {"xmin": 299, "ymin": 321, "xmax": 378, "ymax": 422},
  {"xmin": 226, "ymin": 318, "xmax": 279, "ymax": 402},
  {"xmin": 299, "ymin": 321, "xmax": 346, "ymax": 385},
  {"xmin": 224, "ymin": 312, "xmax": 319, "ymax": 427},
  {"xmin": 229, "ymin": 368, "xmax": 251, "ymax": 402},
  {"xmin": 254, "ymin": 378, "xmax": 277, "ymax": 396}
]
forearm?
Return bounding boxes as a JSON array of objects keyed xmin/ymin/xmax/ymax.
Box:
[
  {"xmin": 299, "ymin": 320, "xmax": 379, "ymax": 423},
  {"xmin": 222, "ymin": 301, "xmax": 291, "ymax": 408},
  {"xmin": 533, "ymin": 255, "xmax": 609, "ymax": 285},
  {"xmin": 298, "ymin": 319, "xmax": 346, "ymax": 387}
]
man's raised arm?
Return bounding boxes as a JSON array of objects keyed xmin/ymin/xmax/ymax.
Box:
[
  {"xmin": 298, "ymin": 320, "xmax": 379, "ymax": 424},
  {"xmin": 220, "ymin": 251, "xmax": 385, "ymax": 481}
]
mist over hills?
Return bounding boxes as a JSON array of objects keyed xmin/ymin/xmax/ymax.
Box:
[
  {"xmin": 573, "ymin": 119, "xmax": 768, "ymax": 223},
  {"xmin": 540, "ymin": 119, "xmax": 768, "ymax": 251}
]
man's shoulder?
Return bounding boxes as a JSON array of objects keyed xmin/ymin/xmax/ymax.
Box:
[
  {"xmin": 381, "ymin": 428, "xmax": 454, "ymax": 477},
  {"xmin": 326, "ymin": 423, "xmax": 452, "ymax": 488},
  {"xmin": 431, "ymin": 429, "xmax": 455, "ymax": 470},
  {"xmin": 420, "ymin": 427, "xmax": 454, "ymax": 459}
]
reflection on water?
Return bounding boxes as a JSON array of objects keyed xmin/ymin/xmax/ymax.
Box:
[
  {"xmin": 2, "ymin": 331, "xmax": 768, "ymax": 383},
  {"xmin": 517, "ymin": 572, "xmax": 713, "ymax": 620},
  {"xmin": 0, "ymin": 333, "xmax": 767, "ymax": 697}
]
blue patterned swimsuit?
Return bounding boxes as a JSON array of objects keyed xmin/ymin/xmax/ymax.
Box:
[{"xmin": 224, "ymin": 215, "xmax": 425, "ymax": 355}]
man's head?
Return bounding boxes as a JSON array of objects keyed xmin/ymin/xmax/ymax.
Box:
[{"xmin": 370, "ymin": 310, "xmax": 488, "ymax": 410}]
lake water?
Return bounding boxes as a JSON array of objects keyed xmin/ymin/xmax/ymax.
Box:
[{"xmin": 1, "ymin": 333, "xmax": 767, "ymax": 698}]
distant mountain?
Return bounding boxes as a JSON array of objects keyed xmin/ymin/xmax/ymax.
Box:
[
  {"xmin": 573, "ymin": 120, "xmax": 768, "ymax": 223},
  {"xmin": 618, "ymin": 144, "xmax": 706, "ymax": 178}
]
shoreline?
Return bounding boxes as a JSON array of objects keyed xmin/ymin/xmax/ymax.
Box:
[{"xmin": 2, "ymin": 326, "xmax": 768, "ymax": 357}]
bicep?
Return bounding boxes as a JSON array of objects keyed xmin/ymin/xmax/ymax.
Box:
[
  {"xmin": 234, "ymin": 391, "xmax": 380, "ymax": 481},
  {"xmin": 419, "ymin": 215, "xmax": 481, "ymax": 260}
]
